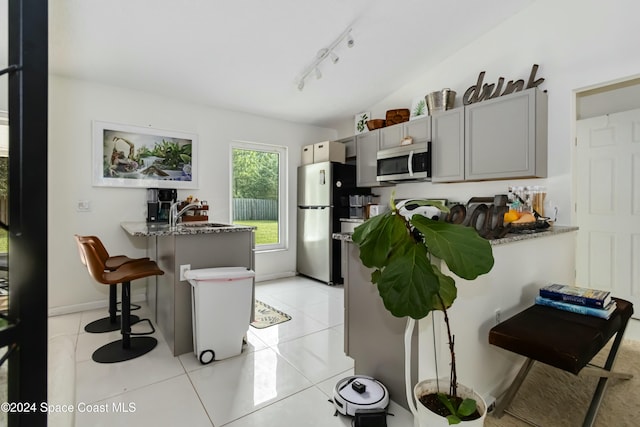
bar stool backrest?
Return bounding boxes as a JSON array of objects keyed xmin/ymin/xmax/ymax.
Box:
[
  {"xmin": 75, "ymin": 235, "xmax": 110, "ymax": 266},
  {"xmin": 76, "ymin": 239, "xmax": 110, "ymax": 285}
]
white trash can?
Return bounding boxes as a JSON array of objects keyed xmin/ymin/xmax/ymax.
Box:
[{"xmin": 184, "ymin": 267, "xmax": 255, "ymax": 364}]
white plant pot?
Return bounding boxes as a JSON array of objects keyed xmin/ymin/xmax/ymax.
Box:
[{"xmin": 413, "ymin": 379, "xmax": 487, "ymax": 427}]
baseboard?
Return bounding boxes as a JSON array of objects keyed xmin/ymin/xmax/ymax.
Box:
[
  {"xmin": 48, "ymin": 293, "xmax": 147, "ymax": 317},
  {"xmin": 49, "ymin": 272, "xmax": 298, "ymax": 315},
  {"xmin": 255, "ymin": 271, "xmax": 296, "ymax": 283}
]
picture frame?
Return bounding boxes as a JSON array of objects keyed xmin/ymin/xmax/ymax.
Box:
[
  {"xmin": 354, "ymin": 112, "xmax": 370, "ymax": 134},
  {"xmin": 92, "ymin": 121, "xmax": 198, "ymax": 189},
  {"xmin": 410, "ymin": 96, "xmax": 428, "ymax": 120}
]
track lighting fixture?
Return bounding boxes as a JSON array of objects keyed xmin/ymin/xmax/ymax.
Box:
[{"xmin": 296, "ymin": 26, "xmax": 354, "ymax": 91}]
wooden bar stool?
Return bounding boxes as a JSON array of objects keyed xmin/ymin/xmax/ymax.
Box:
[
  {"xmin": 77, "ymin": 238, "xmax": 164, "ymax": 363},
  {"xmin": 489, "ymin": 297, "xmax": 633, "ymax": 427},
  {"xmin": 75, "ymin": 235, "xmax": 149, "ymax": 333}
]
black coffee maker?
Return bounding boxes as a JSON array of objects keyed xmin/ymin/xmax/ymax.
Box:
[
  {"xmin": 147, "ymin": 188, "xmax": 176, "ymax": 223},
  {"xmin": 147, "ymin": 188, "xmax": 159, "ymax": 222}
]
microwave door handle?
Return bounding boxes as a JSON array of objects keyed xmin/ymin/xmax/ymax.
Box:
[{"xmin": 408, "ymin": 150, "xmax": 414, "ymax": 176}]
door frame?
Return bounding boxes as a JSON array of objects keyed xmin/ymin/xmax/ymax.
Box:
[{"xmin": 572, "ymin": 74, "xmax": 640, "ymax": 320}]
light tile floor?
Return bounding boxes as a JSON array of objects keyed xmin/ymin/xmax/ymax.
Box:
[{"xmin": 49, "ymin": 276, "xmax": 414, "ymax": 427}]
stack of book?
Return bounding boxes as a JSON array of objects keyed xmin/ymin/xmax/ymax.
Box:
[{"xmin": 536, "ymin": 284, "xmax": 617, "ymax": 319}]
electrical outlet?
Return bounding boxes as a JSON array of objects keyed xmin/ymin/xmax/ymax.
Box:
[
  {"xmin": 495, "ymin": 309, "xmax": 501, "ymax": 325},
  {"xmin": 179, "ymin": 264, "xmax": 191, "ymax": 281}
]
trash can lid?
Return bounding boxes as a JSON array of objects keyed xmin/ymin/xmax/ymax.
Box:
[{"xmin": 184, "ymin": 267, "xmax": 255, "ymax": 282}]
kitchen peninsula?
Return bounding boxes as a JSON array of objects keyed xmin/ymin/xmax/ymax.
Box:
[
  {"xmin": 121, "ymin": 222, "xmax": 255, "ymax": 356},
  {"xmin": 334, "ymin": 225, "xmax": 578, "ymax": 410}
]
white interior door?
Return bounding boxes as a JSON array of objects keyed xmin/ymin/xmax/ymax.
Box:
[{"xmin": 576, "ymin": 109, "xmax": 640, "ymax": 317}]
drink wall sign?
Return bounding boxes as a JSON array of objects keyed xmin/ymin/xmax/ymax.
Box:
[{"xmin": 463, "ymin": 64, "xmax": 545, "ymax": 105}]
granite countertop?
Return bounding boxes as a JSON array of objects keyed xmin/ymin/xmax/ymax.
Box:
[
  {"xmin": 333, "ymin": 225, "xmax": 578, "ymax": 246},
  {"xmin": 121, "ymin": 221, "xmax": 255, "ymax": 237}
]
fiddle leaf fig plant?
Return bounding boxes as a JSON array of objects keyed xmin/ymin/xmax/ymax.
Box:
[
  {"xmin": 352, "ymin": 197, "xmax": 494, "ymax": 318},
  {"xmin": 351, "ymin": 196, "xmax": 494, "ymax": 423}
]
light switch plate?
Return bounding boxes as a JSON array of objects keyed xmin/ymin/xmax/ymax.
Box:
[{"xmin": 77, "ymin": 200, "xmax": 91, "ymax": 212}]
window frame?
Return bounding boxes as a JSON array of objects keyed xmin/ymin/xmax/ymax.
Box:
[{"xmin": 230, "ymin": 140, "xmax": 288, "ymax": 252}]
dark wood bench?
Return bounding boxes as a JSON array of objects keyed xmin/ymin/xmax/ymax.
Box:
[{"xmin": 489, "ymin": 297, "xmax": 633, "ymax": 427}]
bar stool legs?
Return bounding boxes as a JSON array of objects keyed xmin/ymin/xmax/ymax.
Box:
[
  {"xmin": 84, "ymin": 284, "xmax": 140, "ymax": 333},
  {"xmin": 92, "ymin": 280, "xmax": 157, "ymax": 363}
]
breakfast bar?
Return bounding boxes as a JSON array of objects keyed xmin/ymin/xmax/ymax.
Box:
[
  {"xmin": 334, "ymin": 225, "xmax": 578, "ymax": 411},
  {"xmin": 121, "ymin": 221, "xmax": 255, "ymax": 356}
]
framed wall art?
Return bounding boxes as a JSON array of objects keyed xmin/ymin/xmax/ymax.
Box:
[
  {"xmin": 354, "ymin": 112, "xmax": 370, "ymax": 134},
  {"xmin": 92, "ymin": 121, "xmax": 198, "ymax": 189},
  {"xmin": 410, "ymin": 96, "xmax": 427, "ymax": 120}
]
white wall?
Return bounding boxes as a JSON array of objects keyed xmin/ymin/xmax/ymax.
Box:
[
  {"xmin": 49, "ymin": 75, "xmax": 336, "ymax": 313},
  {"xmin": 339, "ymin": 0, "xmax": 640, "ymax": 226}
]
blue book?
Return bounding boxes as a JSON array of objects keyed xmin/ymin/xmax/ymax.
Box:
[
  {"xmin": 535, "ymin": 296, "xmax": 616, "ymax": 319},
  {"xmin": 539, "ymin": 284, "xmax": 611, "ymax": 308}
]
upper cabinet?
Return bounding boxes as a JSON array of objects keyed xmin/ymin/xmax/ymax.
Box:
[
  {"xmin": 355, "ymin": 130, "xmax": 382, "ymax": 187},
  {"xmin": 336, "ymin": 135, "xmax": 356, "ymax": 159},
  {"xmin": 465, "ymin": 88, "xmax": 547, "ymax": 181},
  {"xmin": 431, "ymin": 108, "xmax": 465, "ymax": 183},
  {"xmin": 340, "ymin": 88, "xmax": 547, "ymax": 186},
  {"xmin": 379, "ymin": 116, "xmax": 430, "ymax": 150},
  {"xmin": 431, "ymin": 88, "xmax": 548, "ymax": 182}
]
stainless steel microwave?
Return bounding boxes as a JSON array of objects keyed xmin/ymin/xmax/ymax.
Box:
[{"xmin": 376, "ymin": 143, "xmax": 431, "ymax": 182}]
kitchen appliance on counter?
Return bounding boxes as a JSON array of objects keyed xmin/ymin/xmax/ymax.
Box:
[
  {"xmin": 147, "ymin": 188, "xmax": 160, "ymax": 223},
  {"xmin": 376, "ymin": 142, "xmax": 431, "ymax": 183},
  {"xmin": 158, "ymin": 189, "xmax": 177, "ymax": 223},
  {"xmin": 297, "ymin": 161, "xmax": 367, "ymax": 285}
]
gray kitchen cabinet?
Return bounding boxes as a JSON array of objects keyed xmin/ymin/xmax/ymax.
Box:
[
  {"xmin": 465, "ymin": 88, "xmax": 547, "ymax": 180},
  {"xmin": 355, "ymin": 130, "xmax": 382, "ymax": 187},
  {"xmin": 336, "ymin": 136, "xmax": 356, "ymax": 159},
  {"xmin": 431, "ymin": 107, "xmax": 465, "ymax": 182},
  {"xmin": 379, "ymin": 116, "xmax": 430, "ymax": 150},
  {"xmin": 343, "ymin": 241, "xmax": 418, "ymax": 411}
]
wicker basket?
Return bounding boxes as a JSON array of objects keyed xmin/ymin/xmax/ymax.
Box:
[
  {"xmin": 366, "ymin": 119, "xmax": 386, "ymax": 131},
  {"xmin": 385, "ymin": 109, "xmax": 410, "ymax": 126}
]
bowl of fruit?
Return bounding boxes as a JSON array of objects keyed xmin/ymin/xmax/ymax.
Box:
[{"xmin": 504, "ymin": 210, "xmax": 550, "ymax": 233}]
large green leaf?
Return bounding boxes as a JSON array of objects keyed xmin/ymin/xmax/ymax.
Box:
[
  {"xmin": 376, "ymin": 241, "xmax": 441, "ymax": 319},
  {"xmin": 411, "ymin": 216, "xmax": 494, "ymax": 280},
  {"xmin": 352, "ymin": 211, "xmax": 407, "ymax": 269},
  {"xmin": 432, "ymin": 264, "xmax": 457, "ymax": 310}
]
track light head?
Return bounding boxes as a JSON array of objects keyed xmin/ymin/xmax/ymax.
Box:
[
  {"xmin": 347, "ymin": 35, "xmax": 354, "ymax": 48},
  {"xmin": 297, "ymin": 80, "xmax": 305, "ymax": 91},
  {"xmin": 330, "ymin": 52, "xmax": 339, "ymax": 64},
  {"xmin": 314, "ymin": 68, "xmax": 322, "ymax": 79}
]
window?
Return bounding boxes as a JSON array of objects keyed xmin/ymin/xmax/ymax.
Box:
[{"xmin": 231, "ymin": 142, "xmax": 287, "ymax": 251}]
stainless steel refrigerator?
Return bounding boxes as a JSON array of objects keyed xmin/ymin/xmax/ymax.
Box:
[{"xmin": 296, "ymin": 161, "xmax": 358, "ymax": 285}]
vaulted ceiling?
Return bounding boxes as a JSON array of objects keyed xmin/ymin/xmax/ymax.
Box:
[{"xmin": 39, "ymin": 1, "xmax": 533, "ymax": 126}]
